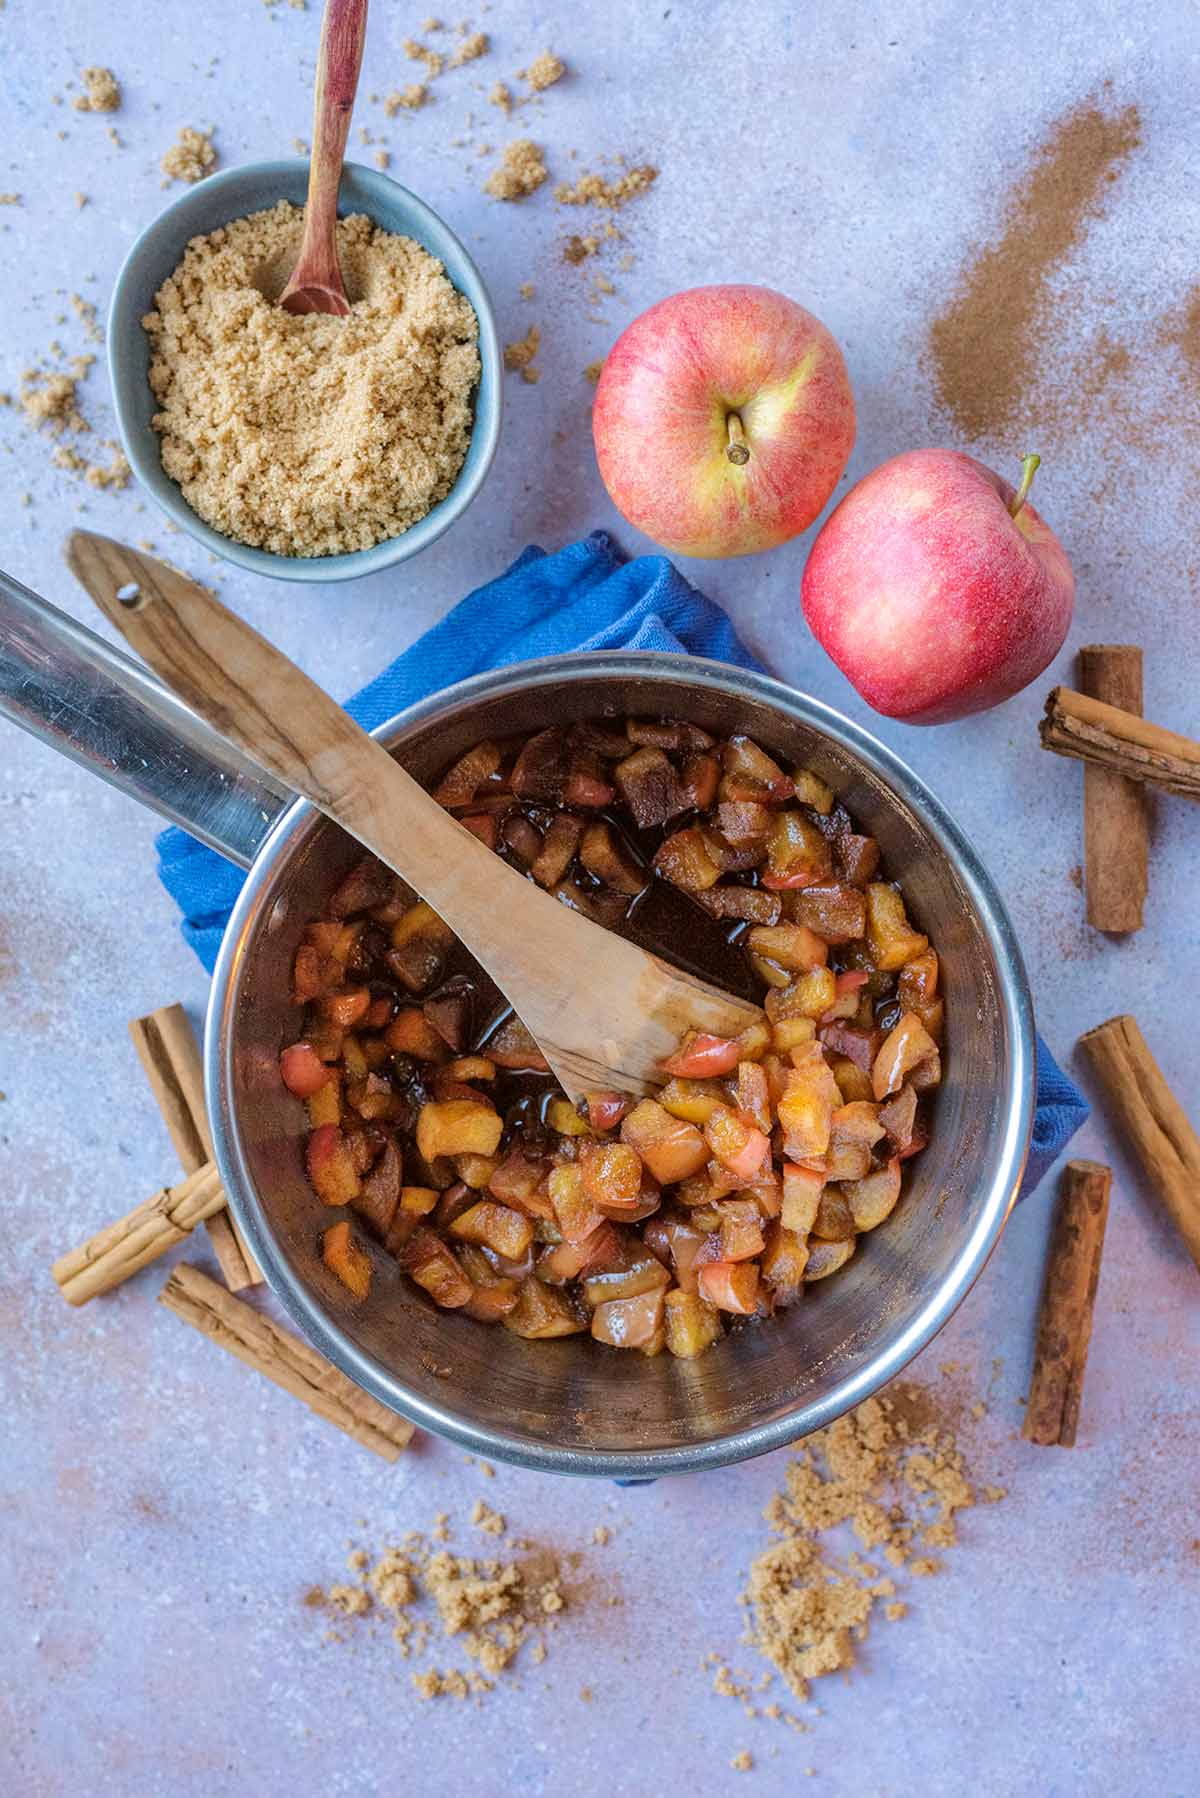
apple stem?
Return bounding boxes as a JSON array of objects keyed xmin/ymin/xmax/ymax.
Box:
[
  {"xmin": 1009, "ymin": 452, "xmax": 1041, "ymax": 518},
  {"xmin": 726, "ymin": 413, "xmax": 750, "ymax": 466}
]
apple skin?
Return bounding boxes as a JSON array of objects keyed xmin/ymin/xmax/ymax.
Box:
[
  {"xmin": 800, "ymin": 448, "xmax": 1075, "ymax": 724},
  {"xmin": 592, "ymin": 284, "xmax": 855, "ymax": 559}
]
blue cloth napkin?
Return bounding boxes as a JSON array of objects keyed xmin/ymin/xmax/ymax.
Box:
[{"xmin": 157, "ymin": 529, "xmax": 1086, "ymax": 1198}]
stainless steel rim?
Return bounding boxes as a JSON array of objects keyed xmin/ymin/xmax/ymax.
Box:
[{"xmin": 206, "ymin": 651, "xmax": 1036, "ymax": 1478}]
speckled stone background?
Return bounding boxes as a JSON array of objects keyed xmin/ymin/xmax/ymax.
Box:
[{"xmin": 1, "ymin": 3, "xmax": 1197, "ymax": 1794}]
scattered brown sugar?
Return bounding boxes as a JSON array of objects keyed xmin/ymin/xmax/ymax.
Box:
[
  {"xmin": 485, "ymin": 138, "xmax": 547, "ymax": 200},
  {"xmin": 470, "ymin": 1499, "xmax": 506, "ymax": 1536},
  {"xmin": 584, "ymin": 358, "xmax": 604, "ymax": 385},
  {"xmin": 160, "ymin": 125, "xmax": 217, "ymax": 186},
  {"xmin": 731, "ymin": 1751, "xmax": 754, "ymax": 1773},
  {"xmin": 563, "ymin": 232, "xmax": 599, "ymax": 264},
  {"xmin": 555, "ymin": 163, "xmax": 658, "ymax": 209},
  {"xmin": 142, "ymin": 200, "xmax": 479, "ymax": 556},
  {"xmin": 489, "ymin": 81, "xmax": 513, "ymax": 115},
  {"xmin": 926, "ymin": 95, "xmax": 1143, "ymax": 442},
  {"xmin": 731, "ymin": 1382, "xmax": 1000, "ymax": 1703},
  {"xmin": 20, "ymin": 365, "xmax": 90, "ymax": 434},
  {"xmin": 53, "ymin": 441, "xmax": 132, "ymax": 490},
  {"xmin": 383, "ymin": 83, "xmax": 429, "ymax": 114},
  {"xmin": 1161, "ymin": 284, "xmax": 1200, "ymax": 379},
  {"xmin": 504, "ymin": 324, "xmax": 541, "ymax": 383},
  {"xmin": 73, "ymin": 66, "xmax": 121, "ymax": 113},
  {"xmin": 522, "ymin": 50, "xmax": 566, "ymax": 92},
  {"xmin": 374, "ymin": 149, "xmax": 390, "ymax": 169},
  {"xmin": 404, "ymin": 37, "xmax": 444, "ymax": 78},
  {"xmin": 0, "ymin": 192, "xmax": 20, "ymax": 205},
  {"xmin": 449, "ymin": 30, "xmax": 488, "ymax": 67}
]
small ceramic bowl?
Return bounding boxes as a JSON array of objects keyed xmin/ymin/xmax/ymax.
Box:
[{"xmin": 107, "ymin": 160, "xmax": 502, "ymax": 584}]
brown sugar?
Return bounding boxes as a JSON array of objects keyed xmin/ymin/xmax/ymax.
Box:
[
  {"xmin": 926, "ymin": 96, "xmax": 1143, "ymax": 442},
  {"xmin": 737, "ymin": 1384, "xmax": 998, "ymax": 1702},
  {"xmin": 403, "ymin": 37, "xmax": 444, "ymax": 78},
  {"xmin": 522, "ymin": 51, "xmax": 566, "ymax": 92},
  {"xmin": 73, "ymin": 67, "xmax": 121, "ymax": 113},
  {"xmin": 584, "ymin": 359, "xmax": 605, "ymax": 385},
  {"xmin": 563, "ymin": 232, "xmax": 599, "ymax": 264},
  {"xmin": 142, "ymin": 200, "xmax": 479, "ymax": 556},
  {"xmin": 555, "ymin": 164, "xmax": 658, "ymax": 209},
  {"xmin": 485, "ymin": 139, "xmax": 548, "ymax": 201},
  {"xmin": 449, "ymin": 30, "xmax": 488, "ymax": 67},
  {"xmin": 160, "ymin": 126, "xmax": 217, "ymax": 186},
  {"xmin": 383, "ymin": 84, "xmax": 429, "ymax": 114},
  {"xmin": 503, "ymin": 324, "xmax": 541, "ymax": 383},
  {"xmin": 489, "ymin": 81, "xmax": 513, "ymax": 115}
]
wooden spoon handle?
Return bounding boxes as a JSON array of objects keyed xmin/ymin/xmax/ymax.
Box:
[
  {"xmin": 65, "ymin": 532, "xmax": 761, "ymax": 1099},
  {"xmin": 284, "ymin": 0, "xmax": 369, "ymax": 312}
]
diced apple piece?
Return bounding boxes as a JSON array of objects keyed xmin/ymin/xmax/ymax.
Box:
[
  {"xmin": 416, "ymin": 1099, "xmax": 503, "ymax": 1163},
  {"xmin": 485, "ymin": 1015, "xmax": 551, "ymax": 1072},
  {"xmin": 615, "ymin": 745, "xmax": 685, "ymax": 828},
  {"xmin": 449, "ymin": 1200, "xmax": 534, "ymax": 1260},
  {"xmin": 306, "ymin": 1124, "xmax": 361, "ymax": 1207},
  {"xmin": 695, "ymin": 883, "xmax": 781, "ymax": 925},
  {"xmin": 658, "ymin": 1077, "xmax": 726, "ymax": 1125},
  {"xmin": 717, "ymin": 1197, "xmax": 766, "ymax": 1262},
  {"xmin": 784, "ymin": 882, "xmax": 867, "ymax": 944},
  {"xmin": 660, "ymin": 1032, "xmax": 741, "ymax": 1079},
  {"xmin": 747, "ymin": 922, "xmax": 829, "ymax": 973},
  {"xmin": 403, "ymin": 1228, "xmax": 472, "ymax": 1308},
  {"xmin": 803, "ymin": 1236, "xmax": 857, "ymax": 1281},
  {"xmin": 620, "ymin": 1099, "xmax": 709, "ymax": 1184},
  {"xmin": 318, "ymin": 986, "xmax": 372, "ymax": 1029},
  {"xmin": 772, "ymin": 1015, "xmax": 817, "ymax": 1053},
  {"xmin": 865, "ymin": 884, "xmax": 929, "ymax": 972},
  {"xmin": 872, "ymin": 1013, "xmax": 941, "ymax": 1101},
  {"xmin": 794, "ymin": 967, "xmax": 839, "ymax": 1020},
  {"xmin": 845, "ymin": 1157, "xmax": 903, "ymax": 1232},
  {"xmin": 762, "ymin": 811, "xmax": 834, "ymax": 889},
  {"xmin": 531, "ymin": 811, "xmax": 584, "ymax": 888},
  {"xmin": 386, "ymin": 1007, "xmax": 450, "ymax": 1063},
  {"xmin": 546, "ymin": 1096, "xmax": 590, "ymax": 1138},
  {"xmin": 582, "ymin": 1241, "xmax": 671, "ymax": 1307},
  {"xmin": 501, "ymin": 812, "xmax": 543, "ymax": 868},
  {"xmin": 793, "ymin": 768, "xmax": 834, "ymax": 814},
  {"xmin": 720, "ymin": 734, "xmax": 793, "ymax": 806},
  {"xmin": 735, "ymin": 1017, "xmax": 772, "ymax": 1062},
  {"xmin": 488, "ymin": 1146, "xmax": 552, "ymax": 1213},
  {"xmin": 733, "ymin": 1061, "xmax": 771, "ymax": 1133},
  {"xmin": 717, "ymin": 799, "xmax": 773, "ymax": 847},
  {"xmin": 306, "ymin": 1074, "xmax": 343, "ymax": 1130},
  {"xmin": 829, "ymin": 1053, "xmax": 874, "ymax": 1105},
  {"xmin": 819, "ymin": 1019, "xmax": 883, "ymax": 1073},
  {"xmin": 697, "ymin": 1260, "xmax": 760, "ymax": 1314},
  {"xmin": 579, "ymin": 821, "xmax": 645, "ymax": 895},
  {"xmin": 878, "ymin": 1084, "xmax": 919, "ymax": 1153},
  {"xmin": 586, "ymin": 1092, "xmax": 635, "ymax": 1132},
  {"xmin": 760, "ymin": 1222, "xmax": 809, "ymax": 1304},
  {"xmin": 460, "ymin": 812, "xmax": 498, "ymax": 850},
  {"xmin": 453, "ymin": 1152, "xmax": 499, "ymax": 1190},
  {"xmin": 433, "ymin": 740, "xmax": 502, "ymax": 808},
  {"xmin": 463, "ymin": 1279, "xmax": 521, "ymax": 1323},
  {"xmin": 292, "ymin": 942, "xmax": 339, "ymax": 1004},
  {"xmin": 503, "ymin": 1276, "xmax": 587, "ymax": 1338},
  {"xmin": 346, "ymin": 1071, "xmax": 399, "ymax": 1122},
  {"xmin": 819, "ymin": 969, "xmax": 871, "ymax": 1024},
  {"xmin": 679, "ymin": 750, "xmax": 721, "ymax": 809},
  {"xmin": 750, "ymin": 954, "xmax": 791, "ymax": 989},
  {"xmin": 536, "ymin": 1237, "xmax": 591, "ymax": 1285},
  {"xmin": 813, "ymin": 1186, "xmax": 856, "ymax": 1240},
  {"xmin": 781, "ymin": 1162, "xmax": 825, "ymax": 1235},
  {"xmin": 548, "ymin": 1163, "xmax": 605, "ymax": 1243},
  {"xmin": 352, "ymin": 1138, "xmax": 402, "ymax": 1239},
  {"xmin": 776, "ymin": 1048, "xmax": 840, "ymax": 1161},
  {"xmin": 653, "ymin": 826, "xmax": 723, "ymax": 892},
  {"xmin": 837, "ymin": 833, "xmax": 880, "ymax": 885},
  {"xmin": 704, "ymin": 1106, "xmax": 770, "ymax": 1181},
  {"xmin": 664, "ymin": 1287, "xmax": 724, "ymax": 1357},
  {"xmin": 327, "ymin": 856, "xmax": 394, "ymax": 919},
  {"xmin": 322, "ymin": 1219, "xmax": 372, "ymax": 1301},
  {"xmin": 826, "ymin": 1100, "xmax": 886, "ymax": 1180},
  {"xmin": 627, "ymin": 718, "xmax": 714, "ymax": 752},
  {"xmin": 579, "ymin": 1140, "xmax": 644, "ymax": 1209},
  {"xmin": 591, "ymin": 1286, "xmax": 667, "ymax": 1350},
  {"xmin": 280, "ymin": 1041, "xmax": 331, "ymax": 1099},
  {"xmin": 510, "ymin": 728, "xmax": 569, "ymax": 802}
]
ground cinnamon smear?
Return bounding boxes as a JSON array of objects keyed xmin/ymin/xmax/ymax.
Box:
[
  {"xmin": 304, "ymin": 1512, "xmax": 570, "ymax": 1701},
  {"xmin": 73, "ymin": 66, "xmax": 120, "ymax": 113},
  {"xmin": 160, "ymin": 125, "xmax": 217, "ymax": 186},
  {"xmin": 485, "ymin": 139, "xmax": 548, "ymax": 200},
  {"xmin": 1160, "ymin": 285, "xmax": 1200, "ymax": 379},
  {"xmin": 143, "ymin": 201, "xmax": 478, "ymax": 555},
  {"xmin": 722, "ymin": 1383, "xmax": 998, "ymax": 1705},
  {"xmin": 504, "ymin": 324, "xmax": 541, "ymax": 383},
  {"xmin": 555, "ymin": 164, "xmax": 658, "ymax": 209},
  {"xmin": 926, "ymin": 95, "xmax": 1142, "ymax": 442}
]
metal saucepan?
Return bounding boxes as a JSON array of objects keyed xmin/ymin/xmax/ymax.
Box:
[{"xmin": 0, "ymin": 569, "xmax": 1035, "ymax": 1478}]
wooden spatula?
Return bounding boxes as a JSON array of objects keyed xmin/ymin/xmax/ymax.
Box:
[
  {"xmin": 279, "ymin": 0, "xmax": 369, "ymax": 317},
  {"xmin": 66, "ymin": 532, "xmax": 761, "ymax": 1101}
]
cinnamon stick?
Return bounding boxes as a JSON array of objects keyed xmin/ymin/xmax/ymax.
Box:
[
  {"xmin": 1040, "ymin": 686, "xmax": 1200, "ymax": 801},
  {"xmin": 52, "ymin": 1162, "xmax": 225, "ymax": 1306},
  {"xmin": 1022, "ymin": 1159, "xmax": 1111, "ymax": 1447},
  {"xmin": 159, "ymin": 1264, "xmax": 414, "ymax": 1461},
  {"xmin": 1078, "ymin": 646, "xmax": 1148, "ymax": 933},
  {"xmin": 1080, "ymin": 1014, "xmax": 1200, "ymax": 1273},
  {"xmin": 130, "ymin": 1004, "xmax": 262, "ymax": 1289}
]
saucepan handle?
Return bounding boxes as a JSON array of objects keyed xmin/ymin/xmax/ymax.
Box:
[{"xmin": 0, "ymin": 566, "xmax": 291, "ymax": 868}]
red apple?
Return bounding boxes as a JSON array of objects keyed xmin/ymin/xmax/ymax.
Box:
[
  {"xmin": 593, "ymin": 284, "xmax": 855, "ymax": 558},
  {"xmin": 800, "ymin": 448, "xmax": 1074, "ymax": 724}
]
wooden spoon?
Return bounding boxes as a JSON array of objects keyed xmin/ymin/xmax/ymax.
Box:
[
  {"xmin": 279, "ymin": 0, "xmax": 370, "ymax": 317},
  {"xmin": 66, "ymin": 533, "xmax": 761, "ymax": 1101}
]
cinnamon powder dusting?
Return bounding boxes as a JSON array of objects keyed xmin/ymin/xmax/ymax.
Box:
[{"xmin": 927, "ymin": 97, "xmax": 1142, "ymax": 441}]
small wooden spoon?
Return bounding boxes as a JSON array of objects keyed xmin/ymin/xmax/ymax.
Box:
[
  {"xmin": 66, "ymin": 533, "xmax": 761, "ymax": 1101},
  {"xmin": 279, "ymin": 0, "xmax": 370, "ymax": 317}
]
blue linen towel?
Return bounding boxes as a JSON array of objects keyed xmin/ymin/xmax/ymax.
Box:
[{"xmin": 156, "ymin": 529, "xmax": 1086, "ymax": 1198}]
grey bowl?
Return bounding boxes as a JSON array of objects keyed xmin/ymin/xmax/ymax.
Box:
[{"xmin": 107, "ymin": 160, "xmax": 502, "ymax": 583}]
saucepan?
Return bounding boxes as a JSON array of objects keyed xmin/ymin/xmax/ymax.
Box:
[{"xmin": 0, "ymin": 569, "xmax": 1035, "ymax": 1478}]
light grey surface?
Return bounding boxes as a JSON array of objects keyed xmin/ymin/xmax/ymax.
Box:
[{"xmin": 0, "ymin": 3, "xmax": 1196, "ymax": 1795}]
